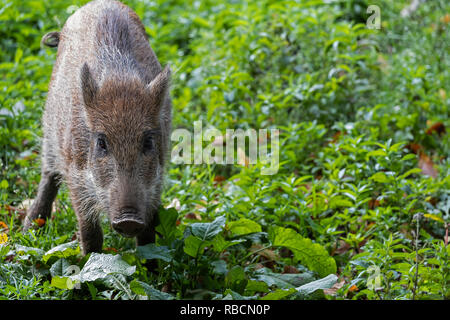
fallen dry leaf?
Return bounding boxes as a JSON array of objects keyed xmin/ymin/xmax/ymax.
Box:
[
  {"xmin": 184, "ymin": 212, "xmax": 202, "ymax": 221},
  {"xmin": 348, "ymin": 284, "xmax": 359, "ymax": 292},
  {"xmin": 282, "ymin": 265, "xmax": 299, "ymax": 274},
  {"xmin": 418, "ymin": 153, "xmax": 438, "ymax": 178},
  {"xmin": 405, "ymin": 142, "xmax": 423, "ymax": 155},
  {"xmin": 3, "ymin": 204, "xmax": 27, "ymax": 221},
  {"xmin": 324, "ymin": 280, "xmax": 345, "ymax": 296},
  {"xmin": 368, "ymin": 198, "xmax": 380, "ymax": 210},
  {"xmin": 441, "ymin": 13, "xmax": 450, "ymax": 24},
  {"xmin": 34, "ymin": 218, "xmax": 46, "ymax": 227},
  {"xmin": 250, "ymin": 244, "xmax": 280, "ymax": 261},
  {"xmin": 0, "ymin": 221, "xmax": 8, "ymax": 232},
  {"xmin": 331, "ymin": 240, "xmax": 351, "ymax": 256},
  {"xmin": 425, "ymin": 122, "xmax": 446, "ymax": 136},
  {"xmin": 213, "ymin": 175, "xmax": 226, "ymax": 184}
]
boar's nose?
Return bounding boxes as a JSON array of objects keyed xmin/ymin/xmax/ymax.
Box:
[{"xmin": 112, "ymin": 208, "xmax": 145, "ymax": 237}]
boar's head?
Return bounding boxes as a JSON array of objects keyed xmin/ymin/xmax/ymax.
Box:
[{"xmin": 80, "ymin": 63, "xmax": 170, "ymax": 238}]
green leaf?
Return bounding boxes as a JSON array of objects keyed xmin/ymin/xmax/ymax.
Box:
[
  {"xmin": 0, "ymin": 180, "xmax": 8, "ymax": 189},
  {"xmin": 270, "ymin": 227, "xmax": 337, "ymax": 277},
  {"xmin": 103, "ymin": 274, "xmax": 134, "ymax": 299},
  {"xmin": 369, "ymin": 172, "xmax": 390, "ymax": 183},
  {"xmin": 329, "ymin": 196, "xmax": 353, "ymax": 208},
  {"xmin": 50, "ymin": 276, "xmax": 70, "ymax": 290},
  {"xmin": 49, "ymin": 258, "xmax": 71, "ymax": 277},
  {"xmin": 253, "ymin": 268, "xmax": 315, "ymax": 288},
  {"xmin": 136, "ymin": 243, "xmax": 174, "ymax": 262},
  {"xmin": 295, "ymin": 274, "xmax": 338, "ymax": 296},
  {"xmin": 210, "ymin": 234, "xmax": 243, "ymax": 252},
  {"xmin": 15, "ymin": 245, "xmax": 44, "ymax": 258},
  {"xmin": 86, "ymin": 282, "xmax": 98, "ymax": 299},
  {"xmin": 71, "ymin": 253, "xmax": 135, "ymax": 283},
  {"xmin": 398, "ymin": 168, "xmax": 423, "ymax": 180},
  {"xmin": 228, "ymin": 218, "xmax": 262, "ymax": 235},
  {"xmin": 43, "ymin": 240, "xmax": 80, "ymax": 263},
  {"xmin": 225, "ymin": 266, "xmax": 248, "ymax": 294},
  {"xmin": 245, "ymin": 280, "xmax": 269, "ymax": 294},
  {"xmin": 260, "ymin": 288, "xmax": 296, "ymax": 300},
  {"xmin": 184, "ymin": 235, "xmax": 208, "ymax": 258},
  {"xmin": 130, "ymin": 280, "xmax": 175, "ymax": 300},
  {"xmin": 191, "ymin": 215, "xmax": 226, "ymax": 241},
  {"xmin": 156, "ymin": 207, "xmax": 178, "ymax": 243},
  {"xmin": 211, "ymin": 259, "xmax": 228, "ymax": 275},
  {"xmin": 14, "ymin": 47, "xmax": 23, "ymax": 64},
  {"xmin": 223, "ymin": 289, "xmax": 257, "ymax": 300}
]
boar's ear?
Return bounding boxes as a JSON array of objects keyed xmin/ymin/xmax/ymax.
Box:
[
  {"xmin": 146, "ymin": 65, "xmax": 171, "ymax": 107},
  {"xmin": 80, "ymin": 63, "xmax": 98, "ymax": 107}
]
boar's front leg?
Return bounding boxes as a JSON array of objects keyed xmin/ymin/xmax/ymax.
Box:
[
  {"xmin": 69, "ymin": 186, "xmax": 103, "ymax": 254},
  {"xmin": 136, "ymin": 223, "xmax": 156, "ymax": 246},
  {"xmin": 24, "ymin": 171, "xmax": 60, "ymax": 230},
  {"xmin": 77, "ymin": 216, "xmax": 103, "ymax": 254}
]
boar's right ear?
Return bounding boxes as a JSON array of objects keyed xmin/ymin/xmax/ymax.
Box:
[
  {"xmin": 146, "ymin": 65, "xmax": 171, "ymax": 107},
  {"xmin": 80, "ymin": 63, "xmax": 98, "ymax": 107}
]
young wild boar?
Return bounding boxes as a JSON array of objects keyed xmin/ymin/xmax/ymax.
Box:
[{"xmin": 24, "ymin": 0, "xmax": 172, "ymax": 254}]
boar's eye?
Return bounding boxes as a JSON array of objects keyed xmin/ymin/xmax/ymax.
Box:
[
  {"xmin": 143, "ymin": 135, "xmax": 154, "ymax": 155},
  {"xmin": 143, "ymin": 130, "xmax": 159, "ymax": 155},
  {"xmin": 96, "ymin": 134, "xmax": 108, "ymax": 157}
]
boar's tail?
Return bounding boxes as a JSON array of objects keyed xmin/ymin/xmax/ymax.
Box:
[{"xmin": 41, "ymin": 31, "xmax": 60, "ymax": 48}]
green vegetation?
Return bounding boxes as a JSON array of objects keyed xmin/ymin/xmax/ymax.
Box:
[{"xmin": 0, "ymin": 0, "xmax": 448, "ymax": 300}]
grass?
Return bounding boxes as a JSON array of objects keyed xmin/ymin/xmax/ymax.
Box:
[{"xmin": 0, "ymin": 0, "xmax": 449, "ymax": 300}]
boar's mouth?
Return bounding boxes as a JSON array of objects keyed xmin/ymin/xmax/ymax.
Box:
[{"xmin": 111, "ymin": 208, "xmax": 145, "ymax": 237}]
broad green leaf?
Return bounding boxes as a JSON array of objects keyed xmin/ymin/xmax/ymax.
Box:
[
  {"xmin": 245, "ymin": 280, "xmax": 269, "ymax": 294},
  {"xmin": 50, "ymin": 276, "xmax": 70, "ymax": 290},
  {"xmin": 223, "ymin": 289, "xmax": 257, "ymax": 300},
  {"xmin": 136, "ymin": 243, "xmax": 173, "ymax": 262},
  {"xmin": 15, "ymin": 245, "xmax": 44, "ymax": 258},
  {"xmin": 49, "ymin": 258, "xmax": 71, "ymax": 277},
  {"xmin": 184, "ymin": 235, "xmax": 208, "ymax": 258},
  {"xmin": 398, "ymin": 168, "xmax": 422, "ymax": 180},
  {"xmin": 228, "ymin": 218, "xmax": 262, "ymax": 235},
  {"xmin": 295, "ymin": 274, "xmax": 338, "ymax": 296},
  {"xmin": 260, "ymin": 288, "xmax": 296, "ymax": 300},
  {"xmin": 211, "ymin": 259, "xmax": 228, "ymax": 275},
  {"xmin": 71, "ymin": 253, "xmax": 135, "ymax": 283},
  {"xmin": 43, "ymin": 240, "xmax": 80, "ymax": 263},
  {"xmin": 210, "ymin": 234, "xmax": 244, "ymax": 252},
  {"xmin": 330, "ymin": 196, "xmax": 353, "ymax": 208},
  {"xmin": 103, "ymin": 274, "xmax": 134, "ymax": 299},
  {"xmin": 130, "ymin": 280, "xmax": 175, "ymax": 300},
  {"xmin": 191, "ymin": 215, "xmax": 226, "ymax": 241},
  {"xmin": 253, "ymin": 268, "xmax": 315, "ymax": 288},
  {"xmin": 156, "ymin": 207, "xmax": 178, "ymax": 242},
  {"xmin": 370, "ymin": 172, "xmax": 390, "ymax": 183},
  {"xmin": 225, "ymin": 266, "xmax": 248, "ymax": 294},
  {"xmin": 270, "ymin": 227, "xmax": 337, "ymax": 277}
]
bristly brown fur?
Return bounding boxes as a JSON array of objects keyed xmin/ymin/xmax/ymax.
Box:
[{"xmin": 24, "ymin": 0, "xmax": 172, "ymax": 255}]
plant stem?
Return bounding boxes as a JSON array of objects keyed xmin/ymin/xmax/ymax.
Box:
[{"xmin": 412, "ymin": 214, "xmax": 421, "ymax": 300}]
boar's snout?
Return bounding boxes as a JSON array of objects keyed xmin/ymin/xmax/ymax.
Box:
[{"xmin": 111, "ymin": 207, "xmax": 145, "ymax": 237}]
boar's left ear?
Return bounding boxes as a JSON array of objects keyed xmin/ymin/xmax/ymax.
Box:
[
  {"xmin": 146, "ymin": 65, "xmax": 171, "ymax": 107},
  {"xmin": 80, "ymin": 62, "xmax": 98, "ymax": 107}
]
